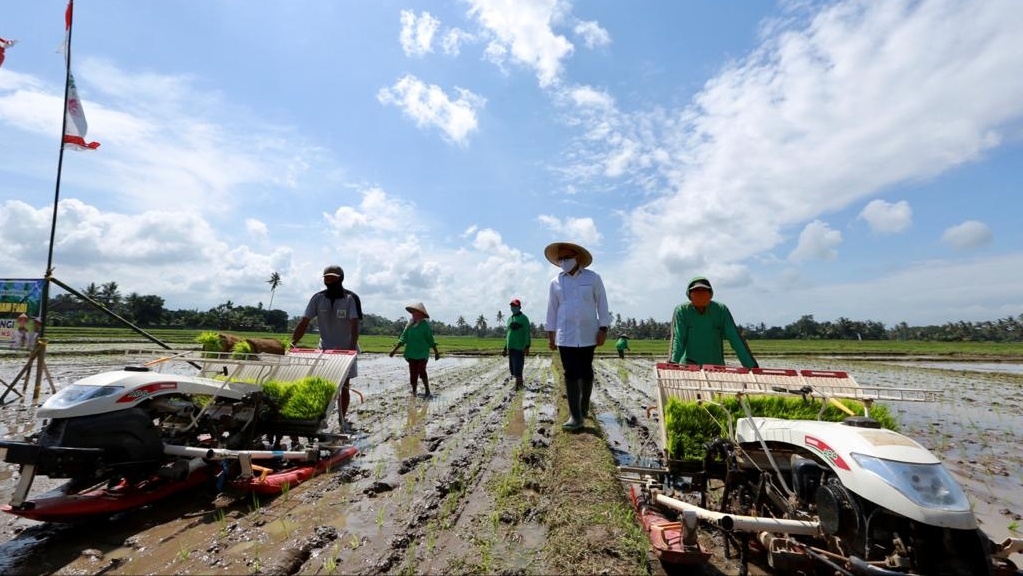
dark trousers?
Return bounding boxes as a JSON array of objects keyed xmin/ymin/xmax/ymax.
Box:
[
  {"xmin": 507, "ymin": 349, "xmax": 526, "ymax": 377},
  {"xmin": 407, "ymin": 358, "xmax": 429, "ymax": 387},
  {"xmin": 558, "ymin": 346, "xmax": 595, "ymax": 424},
  {"xmin": 558, "ymin": 346, "xmax": 595, "ymax": 381}
]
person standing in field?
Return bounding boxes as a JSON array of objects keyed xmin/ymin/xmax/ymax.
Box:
[
  {"xmin": 389, "ymin": 302, "xmax": 441, "ymax": 397},
  {"xmin": 668, "ymin": 276, "xmax": 758, "ymax": 368},
  {"xmin": 615, "ymin": 334, "xmax": 630, "ymax": 359},
  {"xmin": 291, "ymin": 265, "xmax": 363, "ymax": 429},
  {"xmin": 502, "ymin": 297, "xmax": 531, "ymax": 390},
  {"xmin": 544, "ymin": 241, "xmax": 610, "ymax": 431}
]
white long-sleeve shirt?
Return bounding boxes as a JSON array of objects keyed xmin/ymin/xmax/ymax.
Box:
[{"xmin": 546, "ymin": 268, "xmax": 610, "ymax": 347}]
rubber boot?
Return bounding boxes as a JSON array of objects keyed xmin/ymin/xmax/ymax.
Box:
[
  {"xmin": 579, "ymin": 378, "xmax": 593, "ymax": 420},
  {"xmin": 515, "ymin": 376, "xmax": 524, "ymax": 390},
  {"xmin": 562, "ymin": 378, "xmax": 581, "ymax": 430},
  {"xmin": 422, "ymin": 374, "xmax": 432, "ymax": 398}
]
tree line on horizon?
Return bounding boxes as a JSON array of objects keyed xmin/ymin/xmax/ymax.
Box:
[{"xmin": 43, "ymin": 282, "xmax": 1023, "ymax": 343}]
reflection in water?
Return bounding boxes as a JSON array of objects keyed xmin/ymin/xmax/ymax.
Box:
[
  {"xmin": 507, "ymin": 396, "xmax": 526, "ymax": 439},
  {"xmin": 889, "ymin": 361, "xmax": 1023, "ymax": 375},
  {"xmin": 395, "ymin": 398, "xmax": 428, "ymax": 461}
]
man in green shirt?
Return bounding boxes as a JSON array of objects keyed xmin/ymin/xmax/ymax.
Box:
[
  {"xmin": 615, "ymin": 334, "xmax": 630, "ymax": 359},
  {"xmin": 502, "ymin": 298, "xmax": 531, "ymax": 390},
  {"xmin": 669, "ymin": 277, "xmax": 757, "ymax": 368}
]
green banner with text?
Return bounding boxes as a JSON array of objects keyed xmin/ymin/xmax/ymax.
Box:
[{"xmin": 1, "ymin": 279, "xmax": 45, "ymax": 350}]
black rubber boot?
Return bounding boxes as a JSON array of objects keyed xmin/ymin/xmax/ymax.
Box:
[
  {"xmin": 580, "ymin": 378, "xmax": 593, "ymax": 419},
  {"xmin": 562, "ymin": 378, "xmax": 581, "ymax": 430},
  {"xmin": 422, "ymin": 374, "xmax": 431, "ymax": 398},
  {"xmin": 515, "ymin": 377, "xmax": 524, "ymax": 390}
]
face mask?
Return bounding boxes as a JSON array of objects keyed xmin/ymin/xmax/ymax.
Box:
[
  {"xmin": 510, "ymin": 306, "xmax": 521, "ymax": 313},
  {"xmin": 559, "ymin": 258, "xmax": 576, "ymax": 273}
]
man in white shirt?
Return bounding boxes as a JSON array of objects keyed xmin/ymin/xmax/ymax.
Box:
[{"xmin": 544, "ymin": 242, "xmax": 610, "ymax": 431}]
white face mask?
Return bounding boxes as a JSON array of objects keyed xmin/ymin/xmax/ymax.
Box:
[{"xmin": 559, "ymin": 258, "xmax": 577, "ymax": 273}]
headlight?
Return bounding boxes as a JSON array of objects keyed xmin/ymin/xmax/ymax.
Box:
[
  {"xmin": 45, "ymin": 384, "xmax": 125, "ymax": 409},
  {"xmin": 851, "ymin": 453, "xmax": 971, "ymax": 511}
]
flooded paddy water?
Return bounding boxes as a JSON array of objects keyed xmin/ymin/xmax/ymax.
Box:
[{"xmin": 0, "ymin": 347, "xmax": 1020, "ymax": 574}]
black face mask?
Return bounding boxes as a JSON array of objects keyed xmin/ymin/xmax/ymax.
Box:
[{"xmin": 324, "ymin": 281, "xmax": 344, "ymax": 300}]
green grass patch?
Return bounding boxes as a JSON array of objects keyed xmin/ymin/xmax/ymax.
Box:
[
  {"xmin": 42, "ymin": 327, "xmax": 1023, "ymax": 357},
  {"xmin": 664, "ymin": 395, "xmax": 898, "ymax": 462}
]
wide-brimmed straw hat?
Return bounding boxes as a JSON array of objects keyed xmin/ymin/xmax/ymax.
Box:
[
  {"xmin": 405, "ymin": 302, "xmax": 430, "ymax": 318},
  {"xmin": 543, "ymin": 242, "xmax": 593, "ymax": 269}
]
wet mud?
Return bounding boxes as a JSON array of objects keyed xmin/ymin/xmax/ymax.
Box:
[{"xmin": 1, "ymin": 351, "xmax": 1021, "ymax": 575}]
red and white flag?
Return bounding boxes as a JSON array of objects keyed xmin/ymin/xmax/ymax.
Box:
[
  {"xmin": 64, "ymin": 72, "xmax": 99, "ymax": 150},
  {"xmin": 61, "ymin": 0, "xmax": 100, "ymax": 151},
  {"xmin": 0, "ymin": 37, "xmax": 16, "ymax": 69}
]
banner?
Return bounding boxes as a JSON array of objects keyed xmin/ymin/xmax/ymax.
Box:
[{"xmin": 1, "ymin": 279, "xmax": 45, "ymax": 350}]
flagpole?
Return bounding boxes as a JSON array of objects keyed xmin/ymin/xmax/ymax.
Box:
[{"xmin": 40, "ymin": 0, "xmax": 75, "ymax": 338}]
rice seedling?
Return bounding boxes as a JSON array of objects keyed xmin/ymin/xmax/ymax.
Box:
[
  {"xmin": 348, "ymin": 534, "xmax": 361, "ymax": 549},
  {"xmin": 216, "ymin": 508, "xmax": 229, "ymax": 538},
  {"xmin": 261, "ymin": 377, "xmax": 338, "ymax": 420},
  {"xmin": 324, "ymin": 545, "xmax": 339, "ymax": 576},
  {"xmin": 249, "ymin": 493, "xmax": 261, "ymax": 512},
  {"xmin": 663, "ymin": 394, "xmax": 898, "ymax": 461}
]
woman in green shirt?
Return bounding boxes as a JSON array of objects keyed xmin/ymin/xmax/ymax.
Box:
[
  {"xmin": 389, "ymin": 302, "xmax": 441, "ymax": 397},
  {"xmin": 669, "ymin": 277, "xmax": 757, "ymax": 369}
]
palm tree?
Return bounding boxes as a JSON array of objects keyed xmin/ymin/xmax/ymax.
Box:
[{"xmin": 266, "ymin": 272, "xmax": 282, "ymax": 310}]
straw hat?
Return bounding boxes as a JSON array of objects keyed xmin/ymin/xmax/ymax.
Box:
[
  {"xmin": 405, "ymin": 302, "xmax": 430, "ymax": 318},
  {"xmin": 543, "ymin": 242, "xmax": 593, "ymax": 269}
]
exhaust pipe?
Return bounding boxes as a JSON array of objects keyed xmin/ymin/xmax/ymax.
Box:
[
  {"xmin": 163, "ymin": 444, "xmax": 315, "ymax": 462},
  {"xmin": 653, "ymin": 492, "xmax": 820, "ymax": 536}
]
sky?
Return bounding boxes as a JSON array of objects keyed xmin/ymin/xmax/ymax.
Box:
[{"xmin": 1, "ymin": 0, "xmax": 1021, "ymax": 330}]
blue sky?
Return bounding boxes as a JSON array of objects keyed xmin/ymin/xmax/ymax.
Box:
[{"xmin": 1, "ymin": 0, "xmax": 1021, "ymax": 329}]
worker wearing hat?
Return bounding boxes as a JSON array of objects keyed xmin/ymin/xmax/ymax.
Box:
[
  {"xmin": 668, "ymin": 276, "xmax": 757, "ymax": 368},
  {"xmin": 615, "ymin": 334, "xmax": 630, "ymax": 359},
  {"xmin": 503, "ymin": 297, "xmax": 532, "ymax": 390},
  {"xmin": 389, "ymin": 302, "xmax": 441, "ymax": 397},
  {"xmin": 544, "ymin": 241, "xmax": 611, "ymax": 431},
  {"xmin": 291, "ymin": 265, "xmax": 363, "ymax": 430}
]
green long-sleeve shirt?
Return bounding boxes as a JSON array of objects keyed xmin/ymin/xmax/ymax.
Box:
[
  {"xmin": 505, "ymin": 312, "xmax": 532, "ymax": 351},
  {"xmin": 669, "ymin": 301, "xmax": 757, "ymax": 368},
  {"xmin": 398, "ymin": 320, "xmax": 436, "ymax": 360}
]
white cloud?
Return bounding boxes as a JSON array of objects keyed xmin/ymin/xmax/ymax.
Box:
[
  {"xmin": 0, "ymin": 198, "xmax": 292, "ymax": 310},
  {"xmin": 245, "ymin": 218, "xmax": 269, "ymax": 241},
  {"xmin": 859, "ymin": 199, "xmax": 912, "ymax": 233},
  {"xmin": 323, "ymin": 187, "xmax": 419, "ymax": 236},
  {"xmin": 1, "ymin": 59, "xmax": 320, "ymax": 214},
  {"xmin": 399, "ymin": 10, "xmax": 440, "ymax": 57},
  {"xmin": 564, "ymin": 0, "xmax": 1023, "ymax": 294},
  {"xmin": 789, "ymin": 220, "xmax": 842, "ymax": 262},
  {"xmin": 574, "ymin": 20, "xmax": 611, "ymax": 49},
  {"xmin": 567, "ymin": 85, "xmax": 614, "ymax": 110},
  {"xmin": 941, "ymin": 220, "xmax": 992, "ymax": 250},
  {"xmin": 537, "ymin": 214, "xmax": 600, "ymax": 246},
  {"xmin": 441, "ymin": 28, "xmax": 475, "ymax": 56},
  {"xmin": 466, "ymin": 0, "xmax": 575, "ymax": 87},
  {"xmin": 377, "ymin": 75, "xmax": 486, "ymax": 144}
]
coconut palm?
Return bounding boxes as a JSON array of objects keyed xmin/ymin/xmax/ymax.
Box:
[{"xmin": 266, "ymin": 272, "xmax": 282, "ymax": 310}]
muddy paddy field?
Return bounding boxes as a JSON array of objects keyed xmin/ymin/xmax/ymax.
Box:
[{"xmin": 1, "ymin": 348, "xmax": 1021, "ymax": 575}]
